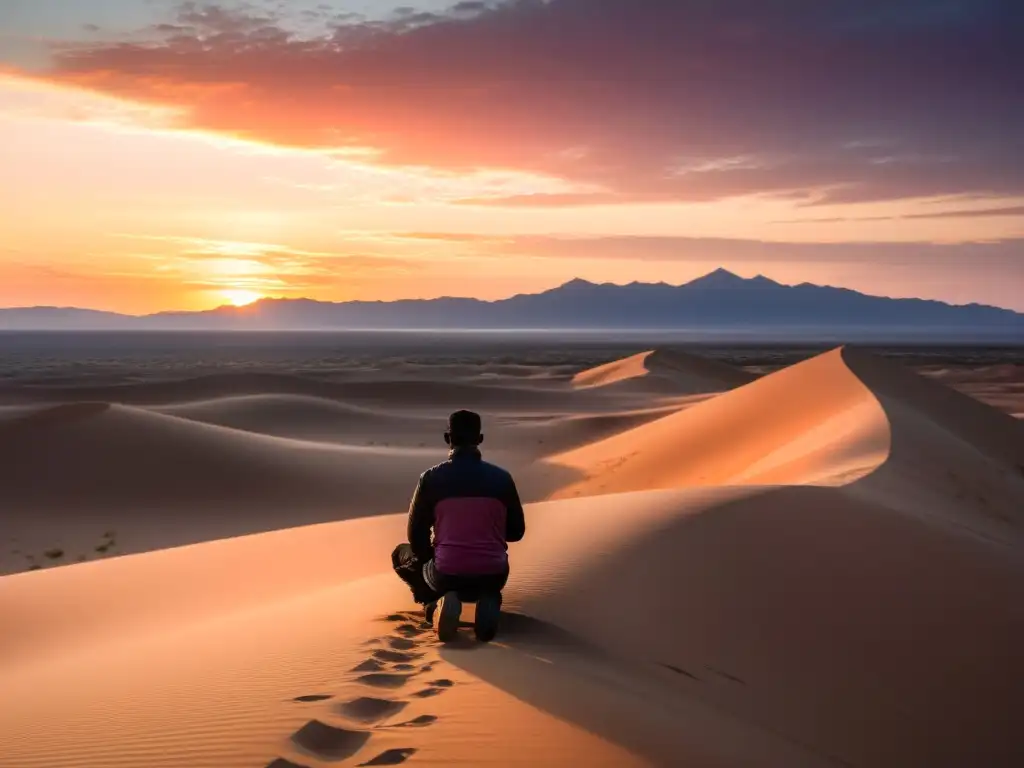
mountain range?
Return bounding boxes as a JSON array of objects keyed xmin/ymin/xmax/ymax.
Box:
[{"xmin": 2, "ymin": 269, "xmax": 1022, "ymax": 339}]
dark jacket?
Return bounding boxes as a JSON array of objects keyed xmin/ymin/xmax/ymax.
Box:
[{"xmin": 407, "ymin": 447, "xmax": 525, "ymax": 575}]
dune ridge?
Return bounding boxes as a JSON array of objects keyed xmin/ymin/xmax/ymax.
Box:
[
  {"xmin": 154, "ymin": 394, "xmax": 437, "ymax": 443},
  {"xmin": 555, "ymin": 347, "xmax": 893, "ymax": 492},
  {"xmin": 572, "ymin": 348, "xmax": 756, "ymax": 394},
  {"xmin": 0, "ymin": 401, "xmax": 435, "ymax": 512},
  {"xmin": 837, "ymin": 347, "xmax": 1024, "ymax": 538},
  {"xmin": 0, "ymin": 370, "xmax": 605, "ymax": 411}
]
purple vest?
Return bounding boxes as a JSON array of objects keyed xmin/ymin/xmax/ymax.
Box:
[{"xmin": 433, "ymin": 496, "xmax": 509, "ymax": 575}]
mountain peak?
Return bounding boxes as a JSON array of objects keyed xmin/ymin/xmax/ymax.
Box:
[
  {"xmin": 558, "ymin": 278, "xmax": 599, "ymax": 290},
  {"xmin": 686, "ymin": 268, "xmax": 747, "ymax": 287}
]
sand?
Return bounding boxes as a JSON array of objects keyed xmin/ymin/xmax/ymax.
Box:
[
  {"xmin": 922, "ymin": 363, "xmax": 1024, "ymax": 418},
  {"xmin": 572, "ymin": 348, "xmax": 757, "ymax": 394},
  {"xmin": 1, "ymin": 345, "xmax": 1023, "ymax": 767}
]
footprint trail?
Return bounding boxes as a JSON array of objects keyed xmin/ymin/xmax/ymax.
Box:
[{"xmin": 266, "ymin": 609, "xmax": 454, "ymax": 766}]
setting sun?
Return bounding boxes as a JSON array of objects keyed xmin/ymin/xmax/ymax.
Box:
[{"xmin": 221, "ymin": 289, "xmax": 263, "ymax": 307}]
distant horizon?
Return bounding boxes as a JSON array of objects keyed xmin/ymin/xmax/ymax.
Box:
[{"xmin": 3, "ymin": 268, "xmax": 1023, "ymax": 316}]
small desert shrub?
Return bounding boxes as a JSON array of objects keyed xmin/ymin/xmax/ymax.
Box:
[{"xmin": 43, "ymin": 548, "xmax": 64, "ymax": 560}]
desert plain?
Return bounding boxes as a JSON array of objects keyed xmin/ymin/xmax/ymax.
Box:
[{"xmin": 1, "ymin": 333, "xmax": 1022, "ymax": 768}]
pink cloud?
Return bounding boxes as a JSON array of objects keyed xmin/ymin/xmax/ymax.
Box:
[{"xmin": 20, "ymin": 0, "xmax": 1024, "ymax": 204}]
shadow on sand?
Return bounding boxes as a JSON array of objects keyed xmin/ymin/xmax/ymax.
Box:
[{"xmin": 436, "ymin": 611, "xmax": 767, "ymax": 766}]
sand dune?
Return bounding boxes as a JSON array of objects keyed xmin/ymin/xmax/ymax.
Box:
[
  {"xmin": 154, "ymin": 394, "xmax": 441, "ymax": 444},
  {"xmin": 2, "ymin": 344, "xmax": 1023, "ymax": 767},
  {"xmin": 573, "ymin": 348, "xmax": 756, "ymax": 394},
  {"xmin": 838, "ymin": 347, "xmax": 1024, "ymax": 539},
  {"xmin": 0, "ymin": 370, "xmax": 615, "ymax": 412},
  {"xmin": 3, "ymin": 488, "xmax": 1022, "ymax": 766},
  {"xmin": 0, "ymin": 404, "xmax": 37, "ymax": 423},
  {"xmin": 924, "ymin": 363, "xmax": 1024, "ymax": 417},
  {"xmin": 154, "ymin": 394, "xmax": 680, "ymax": 453},
  {"xmin": 0, "ymin": 402, "xmax": 435, "ymax": 513},
  {"xmin": 555, "ymin": 347, "xmax": 1024, "ymax": 515},
  {"xmin": 0, "ymin": 399, "xmax": 591, "ymax": 575},
  {"xmin": 0, "ymin": 402, "xmax": 458, "ymax": 575},
  {"xmin": 511, "ymin": 487, "xmax": 1024, "ymax": 768},
  {"xmin": 0, "ymin": 383, "xmax": 674, "ymax": 575},
  {"xmin": 554, "ymin": 347, "xmax": 893, "ymax": 493},
  {"xmin": 0, "ymin": 371, "xmax": 341, "ymax": 404}
]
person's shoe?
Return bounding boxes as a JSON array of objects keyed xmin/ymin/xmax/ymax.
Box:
[
  {"xmin": 423, "ymin": 601, "xmax": 438, "ymax": 625},
  {"xmin": 433, "ymin": 592, "xmax": 462, "ymax": 642},
  {"xmin": 474, "ymin": 593, "xmax": 501, "ymax": 642}
]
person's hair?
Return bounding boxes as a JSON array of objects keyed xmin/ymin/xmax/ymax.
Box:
[{"xmin": 447, "ymin": 409, "xmax": 482, "ymax": 446}]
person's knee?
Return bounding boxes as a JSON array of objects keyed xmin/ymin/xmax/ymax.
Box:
[{"xmin": 391, "ymin": 543, "xmax": 412, "ymax": 567}]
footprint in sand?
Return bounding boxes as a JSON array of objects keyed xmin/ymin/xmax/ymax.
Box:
[
  {"xmin": 389, "ymin": 714, "xmax": 438, "ymax": 728},
  {"xmin": 395, "ymin": 623, "xmax": 429, "ymax": 638},
  {"xmin": 337, "ymin": 696, "xmax": 408, "ymax": 725},
  {"xmin": 356, "ymin": 672, "xmax": 415, "ymax": 690},
  {"xmin": 289, "ymin": 719, "xmax": 370, "ymax": 761},
  {"xmin": 412, "ymin": 679, "xmax": 454, "ymax": 699},
  {"xmin": 352, "ymin": 658, "xmax": 387, "ymax": 673},
  {"xmin": 384, "ymin": 611, "xmax": 428, "ymax": 625},
  {"xmin": 373, "ymin": 649, "xmax": 424, "ymax": 664},
  {"xmin": 270, "ymin": 615, "xmax": 444, "ymax": 767},
  {"xmin": 265, "ymin": 758, "xmax": 312, "ymax": 768},
  {"xmin": 358, "ymin": 747, "xmax": 417, "ymax": 766},
  {"xmin": 387, "ymin": 637, "xmax": 419, "ymax": 651}
]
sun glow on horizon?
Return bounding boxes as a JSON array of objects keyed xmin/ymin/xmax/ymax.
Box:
[{"xmin": 220, "ymin": 289, "xmax": 263, "ymax": 307}]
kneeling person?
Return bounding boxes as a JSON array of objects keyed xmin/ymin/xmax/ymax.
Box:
[{"xmin": 392, "ymin": 410, "xmax": 525, "ymax": 641}]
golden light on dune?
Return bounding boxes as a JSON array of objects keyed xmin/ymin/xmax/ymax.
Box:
[{"xmin": 221, "ymin": 289, "xmax": 263, "ymax": 307}]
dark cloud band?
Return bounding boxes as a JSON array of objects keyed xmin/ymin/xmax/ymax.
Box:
[{"xmin": 29, "ymin": 0, "xmax": 1024, "ymax": 204}]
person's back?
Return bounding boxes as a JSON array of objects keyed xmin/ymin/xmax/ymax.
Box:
[
  {"xmin": 412, "ymin": 447, "xmax": 524, "ymax": 577},
  {"xmin": 391, "ymin": 410, "xmax": 525, "ymax": 642}
]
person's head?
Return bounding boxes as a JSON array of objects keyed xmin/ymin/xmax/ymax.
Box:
[{"xmin": 445, "ymin": 409, "xmax": 483, "ymax": 448}]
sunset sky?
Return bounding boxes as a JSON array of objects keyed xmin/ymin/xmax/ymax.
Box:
[{"xmin": 1, "ymin": 0, "xmax": 1022, "ymax": 314}]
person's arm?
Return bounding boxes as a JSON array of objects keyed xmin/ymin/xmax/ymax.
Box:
[
  {"xmin": 504, "ymin": 475, "xmax": 526, "ymax": 543},
  {"xmin": 407, "ymin": 471, "xmax": 435, "ymax": 561}
]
